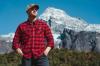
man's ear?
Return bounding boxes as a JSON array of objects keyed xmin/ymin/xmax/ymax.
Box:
[{"xmin": 26, "ymin": 9, "xmax": 32, "ymax": 14}]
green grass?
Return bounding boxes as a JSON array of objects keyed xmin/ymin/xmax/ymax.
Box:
[{"xmin": 0, "ymin": 48, "xmax": 100, "ymax": 66}]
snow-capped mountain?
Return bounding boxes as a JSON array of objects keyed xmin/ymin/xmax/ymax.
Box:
[
  {"xmin": 0, "ymin": 33, "xmax": 14, "ymax": 54},
  {"xmin": 39, "ymin": 7, "xmax": 100, "ymax": 50},
  {"xmin": 39, "ymin": 7, "xmax": 100, "ymax": 32},
  {"xmin": 0, "ymin": 33, "xmax": 14, "ymax": 42},
  {"xmin": 85, "ymin": 24, "xmax": 100, "ymax": 32}
]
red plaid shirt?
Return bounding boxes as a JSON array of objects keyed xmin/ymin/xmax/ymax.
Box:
[{"xmin": 12, "ymin": 19, "xmax": 54, "ymax": 59}]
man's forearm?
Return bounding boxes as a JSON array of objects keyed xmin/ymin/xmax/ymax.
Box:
[
  {"xmin": 44, "ymin": 46, "xmax": 51, "ymax": 56},
  {"xmin": 16, "ymin": 48, "xmax": 23, "ymax": 56}
]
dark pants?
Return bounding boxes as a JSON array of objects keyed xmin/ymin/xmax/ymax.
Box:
[{"xmin": 21, "ymin": 54, "xmax": 49, "ymax": 66}]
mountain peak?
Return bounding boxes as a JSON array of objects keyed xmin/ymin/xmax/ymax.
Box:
[
  {"xmin": 39, "ymin": 7, "xmax": 70, "ymax": 24},
  {"xmin": 39, "ymin": 7, "xmax": 100, "ymax": 32},
  {"xmin": 39, "ymin": 7, "xmax": 88, "ymax": 32}
]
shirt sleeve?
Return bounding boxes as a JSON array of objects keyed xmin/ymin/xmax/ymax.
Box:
[
  {"xmin": 12, "ymin": 25, "xmax": 22, "ymax": 50},
  {"xmin": 44, "ymin": 22, "xmax": 54, "ymax": 49}
]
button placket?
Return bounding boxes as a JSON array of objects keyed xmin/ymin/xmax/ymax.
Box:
[
  {"xmin": 30, "ymin": 23, "xmax": 35, "ymax": 53},
  {"xmin": 32, "ymin": 27, "xmax": 35, "ymax": 52}
]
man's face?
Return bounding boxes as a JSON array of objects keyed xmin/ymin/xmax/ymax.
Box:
[{"xmin": 27, "ymin": 7, "xmax": 38, "ymax": 18}]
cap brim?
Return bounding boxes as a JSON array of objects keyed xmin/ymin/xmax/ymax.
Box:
[{"xmin": 27, "ymin": 4, "xmax": 39, "ymax": 11}]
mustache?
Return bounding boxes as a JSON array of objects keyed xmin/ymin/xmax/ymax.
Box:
[{"xmin": 29, "ymin": 13, "xmax": 36, "ymax": 17}]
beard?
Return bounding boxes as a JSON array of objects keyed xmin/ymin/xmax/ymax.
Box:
[
  {"xmin": 30, "ymin": 14, "xmax": 36, "ymax": 19},
  {"xmin": 28, "ymin": 13, "xmax": 37, "ymax": 22}
]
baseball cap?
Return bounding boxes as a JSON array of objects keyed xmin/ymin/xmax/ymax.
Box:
[{"xmin": 26, "ymin": 4, "xmax": 39, "ymax": 11}]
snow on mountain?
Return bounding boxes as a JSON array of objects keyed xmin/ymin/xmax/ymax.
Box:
[
  {"xmin": 39, "ymin": 7, "xmax": 88, "ymax": 32},
  {"xmin": 40, "ymin": 7, "xmax": 70, "ymax": 24},
  {"xmin": 39, "ymin": 7, "xmax": 100, "ymax": 49},
  {"xmin": 39, "ymin": 7, "xmax": 100, "ymax": 32},
  {"xmin": 1, "ymin": 33, "xmax": 14, "ymax": 38},
  {"xmin": 0, "ymin": 33, "xmax": 14, "ymax": 54},
  {"xmin": 0, "ymin": 33, "xmax": 14, "ymax": 42},
  {"xmin": 84, "ymin": 24, "xmax": 100, "ymax": 32}
]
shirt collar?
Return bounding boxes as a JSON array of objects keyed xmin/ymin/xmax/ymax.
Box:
[{"xmin": 27, "ymin": 18, "xmax": 38, "ymax": 25}]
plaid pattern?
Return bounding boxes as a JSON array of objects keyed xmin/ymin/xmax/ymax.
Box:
[{"xmin": 12, "ymin": 19, "xmax": 54, "ymax": 59}]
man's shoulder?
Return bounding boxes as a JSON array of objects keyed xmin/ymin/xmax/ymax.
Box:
[
  {"xmin": 19, "ymin": 21, "xmax": 28, "ymax": 26},
  {"xmin": 37, "ymin": 19, "xmax": 47, "ymax": 25}
]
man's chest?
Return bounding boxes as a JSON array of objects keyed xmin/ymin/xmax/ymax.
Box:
[{"xmin": 21, "ymin": 24, "xmax": 45, "ymax": 37}]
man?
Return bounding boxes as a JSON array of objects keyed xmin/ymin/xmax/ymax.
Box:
[{"xmin": 12, "ymin": 4, "xmax": 54, "ymax": 66}]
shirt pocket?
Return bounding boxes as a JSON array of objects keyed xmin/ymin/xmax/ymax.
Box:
[
  {"xmin": 22, "ymin": 27, "xmax": 32, "ymax": 37},
  {"xmin": 35, "ymin": 27, "xmax": 44, "ymax": 34}
]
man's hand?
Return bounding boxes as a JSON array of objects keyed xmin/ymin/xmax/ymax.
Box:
[
  {"xmin": 44, "ymin": 47, "xmax": 51, "ymax": 56},
  {"xmin": 16, "ymin": 48, "xmax": 23, "ymax": 56}
]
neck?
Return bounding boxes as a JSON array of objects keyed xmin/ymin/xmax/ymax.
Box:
[{"xmin": 28, "ymin": 17, "xmax": 37, "ymax": 23}]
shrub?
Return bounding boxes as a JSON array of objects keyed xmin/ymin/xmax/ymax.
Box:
[{"xmin": 0, "ymin": 48, "xmax": 100, "ymax": 66}]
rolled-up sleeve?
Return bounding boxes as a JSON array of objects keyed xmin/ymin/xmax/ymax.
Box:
[
  {"xmin": 12, "ymin": 25, "xmax": 22, "ymax": 50},
  {"xmin": 44, "ymin": 23, "xmax": 54, "ymax": 49}
]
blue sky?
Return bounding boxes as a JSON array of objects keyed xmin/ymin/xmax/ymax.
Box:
[{"xmin": 0, "ymin": 0, "xmax": 100, "ymax": 34}]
